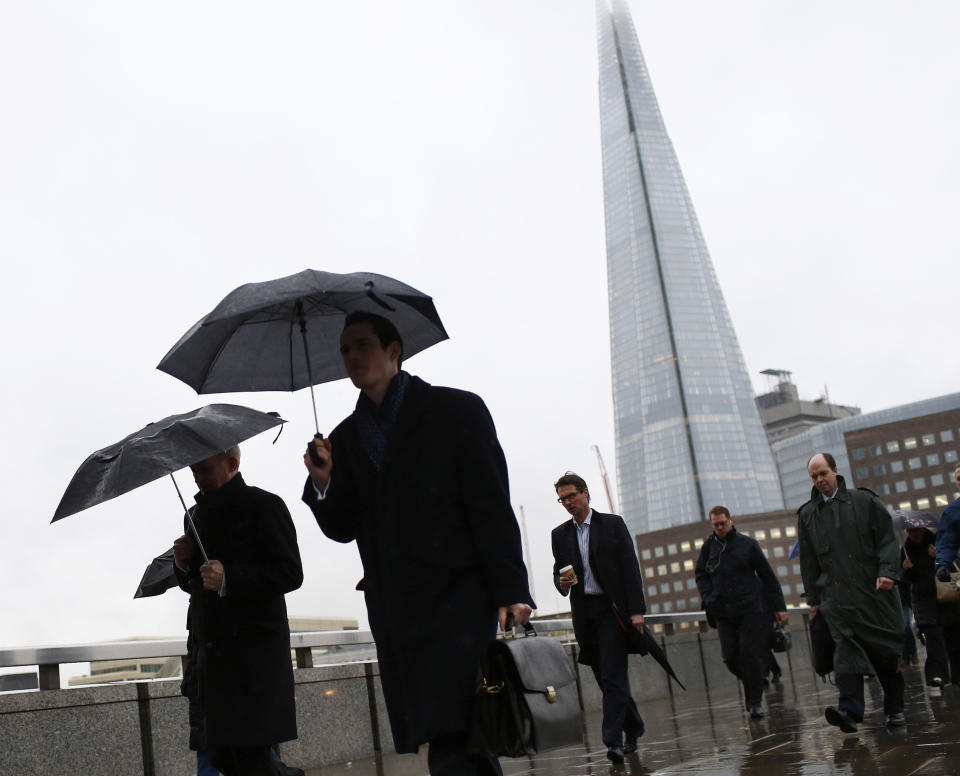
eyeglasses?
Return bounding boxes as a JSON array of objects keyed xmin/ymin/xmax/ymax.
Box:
[
  {"xmin": 557, "ymin": 492, "xmax": 582, "ymax": 504},
  {"xmin": 711, "ymin": 518, "xmax": 730, "ymax": 529}
]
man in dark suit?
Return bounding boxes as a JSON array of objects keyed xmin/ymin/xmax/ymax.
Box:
[
  {"xmin": 173, "ymin": 445, "xmax": 304, "ymax": 776},
  {"xmin": 301, "ymin": 311, "xmax": 534, "ymax": 776},
  {"xmin": 551, "ymin": 472, "xmax": 646, "ymax": 764}
]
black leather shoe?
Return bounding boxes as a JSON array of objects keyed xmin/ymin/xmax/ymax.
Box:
[
  {"xmin": 606, "ymin": 745, "xmax": 625, "ymax": 763},
  {"xmin": 623, "ymin": 723, "xmax": 645, "ymax": 754},
  {"xmin": 748, "ymin": 704, "xmax": 765, "ymax": 719},
  {"xmin": 886, "ymin": 712, "xmax": 906, "ymax": 726},
  {"xmin": 825, "ymin": 706, "xmax": 858, "ymax": 733}
]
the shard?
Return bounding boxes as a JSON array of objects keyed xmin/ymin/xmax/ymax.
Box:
[{"xmin": 597, "ymin": 0, "xmax": 783, "ymax": 535}]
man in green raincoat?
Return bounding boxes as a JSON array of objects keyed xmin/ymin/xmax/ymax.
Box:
[{"xmin": 798, "ymin": 453, "xmax": 905, "ymax": 733}]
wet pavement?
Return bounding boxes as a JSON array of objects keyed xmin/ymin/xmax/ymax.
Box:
[{"xmin": 301, "ymin": 663, "xmax": 960, "ymax": 775}]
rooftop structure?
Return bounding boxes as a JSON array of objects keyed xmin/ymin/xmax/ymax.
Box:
[{"xmin": 756, "ymin": 369, "xmax": 860, "ymax": 444}]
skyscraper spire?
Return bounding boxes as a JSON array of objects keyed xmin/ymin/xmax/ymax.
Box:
[{"xmin": 597, "ymin": 0, "xmax": 783, "ymax": 535}]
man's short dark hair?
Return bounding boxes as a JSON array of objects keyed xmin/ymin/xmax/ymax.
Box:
[
  {"xmin": 343, "ymin": 311, "xmax": 404, "ymax": 368},
  {"xmin": 807, "ymin": 452, "xmax": 837, "ymax": 470},
  {"xmin": 708, "ymin": 505, "xmax": 730, "ymax": 519},
  {"xmin": 554, "ymin": 472, "xmax": 588, "ymax": 495}
]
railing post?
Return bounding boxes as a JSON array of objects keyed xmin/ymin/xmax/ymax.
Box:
[
  {"xmin": 38, "ymin": 664, "xmax": 60, "ymax": 690},
  {"xmin": 295, "ymin": 647, "xmax": 314, "ymax": 669}
]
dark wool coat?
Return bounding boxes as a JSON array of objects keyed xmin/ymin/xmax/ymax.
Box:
[
  {"xmin": 797, "ymin": 475, "xmax": 902, "ymax": 675},
  {"xmin": 550, "ymin": 510, "xmax": 646, "ymax": 666},
  {"xmin": 695, "ymin": 527, "xmax": 786, "ymax": 620},
  {"xmin": 302, "ymin": 376, "xmax": 533, "ymax": 754},
  {"xmin": 177, "ymin": 473, "xmax": 303, "ymax": 749}
]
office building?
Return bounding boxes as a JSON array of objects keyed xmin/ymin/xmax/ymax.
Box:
[{"xmin": 756, "ymin": 369, "xmax": 860, "ymax": 444}]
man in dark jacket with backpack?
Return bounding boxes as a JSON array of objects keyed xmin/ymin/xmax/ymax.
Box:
[{"xmin": 695, "ymin": 505, "xmax": 787, "ymax": 719}]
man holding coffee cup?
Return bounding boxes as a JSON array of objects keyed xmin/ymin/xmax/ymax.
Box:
[{"xmin": 551, "ymin": 472, "xmax": 646, "ymax": 764}]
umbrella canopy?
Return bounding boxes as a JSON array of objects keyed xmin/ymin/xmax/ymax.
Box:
[
  {"xmin": 53, "ymin": 403, "xmax": 284, "ymax": 522},
  {"xmin": 157, "ymin": 269, "xmax": 448, "ymax": 395},
  {"xmin": 892, "ymin": 509, "xmax": 939, "ymax": 532},
  {"xmin": 134, "ymin": 547, "xmax": 177, "ymax": 599}
]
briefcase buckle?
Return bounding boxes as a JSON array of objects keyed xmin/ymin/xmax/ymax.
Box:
[{"xmin": 545, "ymin": 686, "xmax": 557, "ymax": 703}]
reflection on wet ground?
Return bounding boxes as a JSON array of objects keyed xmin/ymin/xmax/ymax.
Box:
[{"xmin": 304, "ymin": 664, "xmax": 960, "ymax": 775}]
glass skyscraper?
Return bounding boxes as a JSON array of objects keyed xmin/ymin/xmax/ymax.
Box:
[{"xmin": 597, "ymin": 0, "xmax": 783, "ymax": 535}]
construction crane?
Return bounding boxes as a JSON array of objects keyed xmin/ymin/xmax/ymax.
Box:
[
  {"xmin": 592, "ymin": 444, "xmax": 617, "ymax": 514},
  {"xmin": 517, "ymin": 504, "xmax": 536, "ymax": 612}
]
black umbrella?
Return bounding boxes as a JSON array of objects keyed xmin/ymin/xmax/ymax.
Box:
[
  {"xmin": 134, "ymin": 547, "xmax": 177, "ymax": 599},
  {"xmin": 53, "ymin": 404, "xmax": 285, "ymax": 561},
  {"xmin": 157, "ymin": 269, "xmax": 448, "ymax": 433},
  {"xmin": 892, "ymin": 509, "xmax": 939, "ymax": 532},
  {"xmin": 613, "ymin": 605, "xmax": 686, "ymax": 690}
]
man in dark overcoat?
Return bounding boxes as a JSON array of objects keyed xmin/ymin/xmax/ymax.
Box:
[
  {"xmin": 174, "ymin": 445, "xmax": 303, "ymax": 776},
  {"xmin": 550, "ymin": 472, "xmax": 646, "ymax": 764},
  {"xmin": 798, "ymin": 452, "xmax": 904, "ymax": 733},
  {"xmin": 695, "ymin": 505, "xmax": 787, "ymax": 719},
  {"xmin": 301, "ymin": 311, "xmax": 534, "ymax": 776}
]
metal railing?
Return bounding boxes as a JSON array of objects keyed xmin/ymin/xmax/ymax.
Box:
[{"xmin": 0, "ymin": 609, "xmax": 809, "ymax": 691}]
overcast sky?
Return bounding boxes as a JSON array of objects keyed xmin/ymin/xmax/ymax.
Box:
[{"xmin": 2, "ymin": 1, "xmax": 958, "ymax": 658}]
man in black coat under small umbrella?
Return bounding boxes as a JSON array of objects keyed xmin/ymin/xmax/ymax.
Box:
[
  {"xmin": 550, "ymin": 472, "xmax": 646, "ymax": 764},
  {"xmin": 302, "ymin": 311, "xmax": 534, "ymax": 776},
  {"xmin": 174, "ymin": 445, "xmax": 303, "ymax": 776}
]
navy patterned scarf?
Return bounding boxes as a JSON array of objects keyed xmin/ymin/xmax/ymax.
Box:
[{"xmin": 354, "ymin": 371, "xmax": 410, "ymax": 471}]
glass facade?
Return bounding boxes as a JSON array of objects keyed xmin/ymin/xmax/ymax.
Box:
[{"xmin": 596, "ymin": 0, "xmax": 783, "ymax": 535}]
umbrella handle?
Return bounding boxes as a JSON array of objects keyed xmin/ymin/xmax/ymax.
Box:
[{"xmin": 170, "ymin": 474, "xmax": 209, "ymax": 564}]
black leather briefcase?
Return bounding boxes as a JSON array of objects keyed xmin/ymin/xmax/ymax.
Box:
[{"xmin": 468, "ymin": 620, "xmax": 583, "ymax": 758}]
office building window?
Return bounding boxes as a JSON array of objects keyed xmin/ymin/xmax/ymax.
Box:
[
  {"xmin": 683, "ymin": 559, "xmax": 694, "ymax": 571},
  {"xmin": 673, "ymin": 580, "xmax": 683, "ymax": 592},
  {"xmin": 785, "ymin": 526, "xmax": 796, "ymax": 537},
  {"xmin": 654, "ymin": 546, "xmax": 665, "ymax": 557},
  {"xmin": 916, "ymin": 497, "xmax": 930, "ymax": 509},
  {"xmin": 908, "ymin": 457, "xmax": 922, "ymax": 470},
  {"xmin": 689, "ymin": 596, "xmax": 700, "ymax": 608},
  {"xmin": 927, "ymin": 453, "xmax": 941, "ymax": 467},
  {"xmin": 873, "ymin": 464, "xmax": 886, "ymax": 476},
  {"xmin": 877, "ymin": 483, "xmax": 891, "ymax": 495},
  {"xmin": 660, "ymin": 583, "xmax": 670, "ymax": 594},
  {"xmin": 777, "ymin": 564, "xmax": 788, "ymax": 575},
  {"xmin": 941, "ymin": 430, "xmax": 954, "ymax": 443},
  {"xmin": 657, "ymin": 564, "xmax": 667, "ymax": 575},
  {"xmin": 922, "ymin": 433, "xmax": 936, "ymax": 446},
  {"xmin": 641, "ymin": 548, "xmax": 652, "ymax": 560},
  {"xmin": 680, "ymin": 541, "xmax": 691, "ymax": 552},
  {"xmin": 662, "ymin": 601, "xmax": 673, "ymax": 613},
  {"xmin": 773, "ymin": 546, "xmax": 785, "ymax": 558},
  {"xmin": 905, "ymin": 437, "xmax": 918, "ymax": 449},
  {"xmin": 931, "ymin": 473, "xmax": 945, "ymax": 487},
  {"xmin": 887, "ymin": 440, "xmax": 901, "ymax": 453},
  {"xmin": 754, "ymin": 530, "xmax": 767, "ymax": 540},
  {"xmin": 645, "ymin": 567, "xmax": 656, "ymax": 580},
  {"xmin": 936, "ymin": 494, "xmax": 949, "ymax": 506},
  {"xmin": 899, "ymin": 500, "xmax": 912, "ymax": 510},
  {"xmin": 913, "ymin": 477, "xmax": 926, "ymax": 490},
  {"xmin": 869, "ymin": 444, "xmax": 882, "ymax": 456},
  {"xmin": 670, "ymin": 562, "xmax": 680, "ymax": 574},
  {"xmin": 895, "ymin": 481, "xmax": 908, "ymax": 493},
  {"xmin": 650, "ymin": 604, "xmax": 660, "ymax": 614},
  {"xmin": 686, "ymin": 578, "xmax": 698, "ymax": 590},
  {"xmin": 852, "ymin": 447, "xmax": 867, "ymax": 460},
  {"xmin": 770, "ymin": 527, "xmax": 782, "ymax": 539},
  {"xmin": 855, "ymin": 467, "xmax": 869, "ymax": 479},
  {"xmin": 891, "ymin": 461, "xmax": 904, "ymax": 473},
  {"xmin": 667, "ymin": 543, "xmax": 678, "ymax": 555},
  {"xmin": 945, "ymin": 450, "xmax": 958, "ymax": 463},
  {"xmin": 792, "ymin": 563, "xmax": 801, "ymax": 575},
  {"xmin": 782, "ymin": 584, "xmax": 792, "ymax": 596}
]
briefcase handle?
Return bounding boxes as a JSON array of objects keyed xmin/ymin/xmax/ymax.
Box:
[{"xmin": 502, "ymin": 613, "xmax": 536, "ymax": 640}]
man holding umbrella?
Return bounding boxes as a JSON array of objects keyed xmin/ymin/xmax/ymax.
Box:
[
  {"xmin": 302, "ymin": 311, "xmax": 534, "ymax": 776},
  {"xmin": 175, "ymin": 445, "xmax": 304, "ymax": 776},
  {"xmin": 550, "ymin": 472, "xmax": 646, "ymax": 764}
]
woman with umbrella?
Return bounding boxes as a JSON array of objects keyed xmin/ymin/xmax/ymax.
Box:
[{"xmin": 900, "ymin": 512, "xmax": 960, "ymax": 687}]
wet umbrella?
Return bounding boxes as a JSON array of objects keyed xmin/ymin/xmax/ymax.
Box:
[
  {"xmin": 613, "ymin": 604, "xmax": 686, "ymax": 690},
  {"xmin": 53, "ymin": 404, "xmax": 285, "ymax": 561},
  {"xmin": 134, "ymin": 547, "xmax": 177, "ymax": 599},
  {"xmin": 892, "ymin": 509, "xmax": 939, "ymax": 532},
  {"xmin": 157, "ymin": 269, "xmax": 448, "ymax": 433}
]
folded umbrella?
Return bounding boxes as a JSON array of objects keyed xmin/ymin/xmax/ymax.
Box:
[
  {"xmin": 53, "ymin": 404, "xmax": 285, "ymax": 561},
  {"xmin": 613, "ymin": 604, "xmax": 686, "ymax": 690},
  {"xmin": 157, "ymin": 269, "xmax": 448, "ymax": 432}
]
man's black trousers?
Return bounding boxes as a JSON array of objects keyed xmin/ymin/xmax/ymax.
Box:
[
  {"xmin": 716, "ymin": 610, "xmax": 769, "ymax": 708},
  {"xmin": 835, "ymin": 643, "xmax": 904, "ymax": 720},
  {"xmin": 580, "ymin": 594, "xmax": 644, "ymax": 748}
]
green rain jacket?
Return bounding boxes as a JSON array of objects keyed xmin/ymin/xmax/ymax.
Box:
[{"xmin": 797, "ymin": 475, "xmax": 902, "ymax": 675}]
